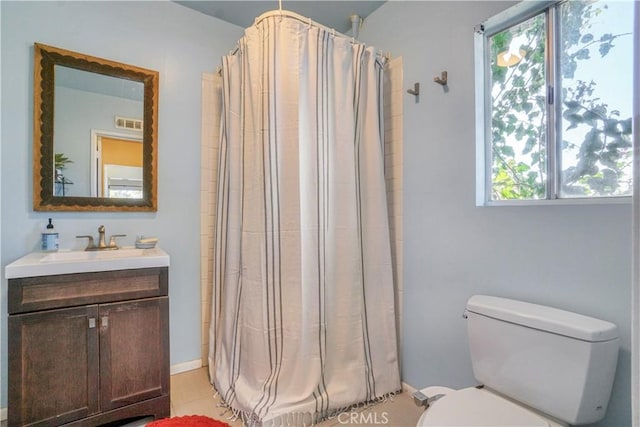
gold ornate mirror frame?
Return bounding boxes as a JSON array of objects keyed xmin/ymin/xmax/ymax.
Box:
[{"xmin": 33, "ymin": 43, "xmax": 159, "ymax": 211}]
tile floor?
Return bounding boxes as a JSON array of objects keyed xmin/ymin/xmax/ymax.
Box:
[
  {"xmin": 0, "ymin": 368, "xmax": 423, "ymax": 427},
  {"xmin": 171, "ymin": 367, "xmax": 424, "ymax": 426}
]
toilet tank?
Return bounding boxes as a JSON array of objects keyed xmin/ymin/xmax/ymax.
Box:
[{"xmin": 466, "ymin": 295, "xmax": 619, "ymax": 425}]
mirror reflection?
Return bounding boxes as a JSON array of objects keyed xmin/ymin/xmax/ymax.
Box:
[
  {"xmin": 33, "ymin": 43, "xmax": 158, "ymax": 211},
  {"xmin": 54, "ymin": 66, "xmax": 144, "ymax": 198}
]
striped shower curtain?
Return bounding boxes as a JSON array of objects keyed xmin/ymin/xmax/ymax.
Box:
[{"xmin": 209, "ymin": 12, "xmax": 400, "ymax": 426}]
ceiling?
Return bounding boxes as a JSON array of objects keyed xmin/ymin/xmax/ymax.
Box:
[{"xmin": 175, "ymin": 1, "xmax": 386, "ymax": 34}]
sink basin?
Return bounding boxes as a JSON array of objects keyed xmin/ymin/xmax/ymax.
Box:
[
  {"xmin": 5, "ymin": 247, "xmax": 170, "ymax": 278},
  {"xmin": 40, "ymin": 248, "xmax": 150, "ymax": 262}
]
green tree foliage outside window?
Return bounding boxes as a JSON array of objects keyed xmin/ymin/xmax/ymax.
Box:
[{"xmin": 488, "ymin": 0, "xmax": 633, "ymax": 201}]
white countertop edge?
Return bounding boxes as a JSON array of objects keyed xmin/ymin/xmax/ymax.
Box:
[{"xmin": 5, "ymin": 247, "xmax": 170, "ymax": 279}]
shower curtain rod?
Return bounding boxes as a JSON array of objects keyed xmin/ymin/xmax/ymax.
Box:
[
  {"xmin": 256, "ymin": 9, "xmax": 390, "ymax": 58},
  {"xmin": 255, "ymin": 9, "xmax": 352, "ymax": 41},
  {"xmin": 216, "ymin": 8, "xmax": 391, "ymax": 75},
  {"xmin": 220, "ymin": 9, "xmax": 391, "ymax": 60}
]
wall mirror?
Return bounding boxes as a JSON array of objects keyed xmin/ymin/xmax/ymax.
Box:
[{"xmin": 33, "ymin": 43, "xmax": 159, "ymax": 211}]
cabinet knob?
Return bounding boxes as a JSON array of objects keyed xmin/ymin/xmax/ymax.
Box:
[{"xmin": 88, "ymin": 318, "xmax": 96, "ymax": 328}]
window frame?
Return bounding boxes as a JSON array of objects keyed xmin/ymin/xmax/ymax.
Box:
[{"xmin": 474, "ymin": 0, "xmax": 632, "ymax": 206}]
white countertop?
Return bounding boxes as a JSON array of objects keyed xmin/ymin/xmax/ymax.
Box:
[{"xmin": 5, "ymin": 246, "xmax": 170, "ymax": 279}]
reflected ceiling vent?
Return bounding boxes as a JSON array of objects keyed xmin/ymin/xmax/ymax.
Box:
[{"xmin": 115, "ymin": 116, "xmax": 143, "ymax": 132}]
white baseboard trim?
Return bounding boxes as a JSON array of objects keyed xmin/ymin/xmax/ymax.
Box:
[
  {"xmin": 1, "ymin": 407, "xmax": 7, "ymax": 421},
  {"xmin": 402, "ymin": 381, "xmax": 417, "ymax": 394},
  {"xmin": 170, "ymin": 359, "xmax": 202, "ymax": 375}
]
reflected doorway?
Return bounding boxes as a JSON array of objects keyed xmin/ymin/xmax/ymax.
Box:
[{"xmin": 90, "ymin": 130, "xmax": 143, "ymax": 198}]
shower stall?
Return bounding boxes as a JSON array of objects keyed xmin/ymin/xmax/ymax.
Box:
[{"xmin": 201, "ymin": 10, "xmax": 404, "ymax": 425}]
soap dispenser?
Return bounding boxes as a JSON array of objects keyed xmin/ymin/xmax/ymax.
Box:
[{"xmin": 41, "ymin": 218, "xmax": 59, "ymax": 252}]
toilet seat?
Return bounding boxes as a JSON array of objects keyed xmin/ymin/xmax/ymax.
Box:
[{"xmin": 417, "ymin": 387, "xmax": 563, "ymax": 427}]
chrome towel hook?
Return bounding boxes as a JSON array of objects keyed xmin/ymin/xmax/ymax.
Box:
[
  {"xmin": 434, "ymin": 71, "xmax": 448, "ymax": 86},
  {"xmin": 407, "ymin": 82, "xmax": 420, "ymax": 97}
]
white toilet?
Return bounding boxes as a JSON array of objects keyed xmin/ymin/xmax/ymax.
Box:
[{"xmin": 416, "ymin": 295, "xmax": 619, "ymax": 426}]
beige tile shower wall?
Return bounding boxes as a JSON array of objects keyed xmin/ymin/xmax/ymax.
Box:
[
  {"xmin": 200, "ymin": 73, "xmax": 222, "ymax": 365},
  {"xmin": 384, "ymin": 57, "xmax": 404, "ymax": 368}
]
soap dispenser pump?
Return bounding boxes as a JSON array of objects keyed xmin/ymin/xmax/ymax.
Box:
[{"xmin": 41, "ymin": 218, "xmax": 59, "ymax": 252}]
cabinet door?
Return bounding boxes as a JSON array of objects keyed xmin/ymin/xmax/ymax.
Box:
[
  {"xmin": 99, "ymin": 297, "xmax": 169, "ymax": 411},
  {"xmin": 8, "ymin": 305, "xmax": 99, "ymax": 426}
]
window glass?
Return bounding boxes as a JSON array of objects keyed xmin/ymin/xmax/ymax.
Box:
[
  {"xmin": 478, "ymin": 0, "xmax": 634, "ymax": 204},
  {"xmin": 489, "ymin": 13, "xmax": 547, "ymax": 200},
  {"xmin": 558, "ymin": 0, "xmax": 634, "ymax": 197}
]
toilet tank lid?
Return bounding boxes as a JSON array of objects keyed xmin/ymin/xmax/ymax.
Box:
[{"xmin": 467, "ymin": 295, "xmax": 618, "ymax": 342}]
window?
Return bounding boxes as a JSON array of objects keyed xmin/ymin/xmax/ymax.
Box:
[{"xmin": 475, "ymin": 0, "xmax": 634, "ymax": 204}]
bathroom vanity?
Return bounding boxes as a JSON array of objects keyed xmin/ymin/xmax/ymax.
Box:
[{"xmin": 6, "ymin": 248, "xmax": 170, "ymax": 426}]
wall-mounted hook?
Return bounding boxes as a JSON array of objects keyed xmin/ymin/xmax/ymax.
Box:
[
  {"xmin": 433, "ymin": 71, "xmax": 448, "ymax": 86},
  {"xmin": 407, "ymin": 82, "xmax": 420, "ymax": 97}
]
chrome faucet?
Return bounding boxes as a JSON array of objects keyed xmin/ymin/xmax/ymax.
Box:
[{"xmin": 77, "ymin": 225, "xmax": 126, "ymax": 251}]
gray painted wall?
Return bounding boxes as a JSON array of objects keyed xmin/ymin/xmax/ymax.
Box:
[
  {"xmin": 359, "ymin": 2, "xmax": 632, "ymax": 426},
  {"xmin": 0, "ymin": 1, "xmax": 633, "ymax": 424},
  {"xmin": 0, "ymin": 0, "xmax": 243, "ymax": 407},
  {"xmin": 0, "ymin": 1, "xmax": 3, "ymax": 411}
]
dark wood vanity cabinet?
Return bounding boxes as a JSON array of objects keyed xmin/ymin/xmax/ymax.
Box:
[{"xmin": 8, "ymin": 267, "xmax": 170, "ymax": 427}]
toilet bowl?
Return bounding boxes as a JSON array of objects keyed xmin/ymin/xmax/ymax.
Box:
[
  {"xmin": 416, "ymin": 386, "xmax": 566, "ymax": 427},
  {"xmin": 414, "ymin": 295, "xmax": 619, "ymax": 426}
]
